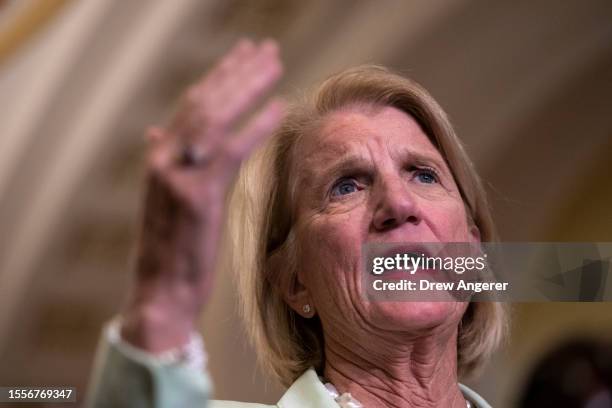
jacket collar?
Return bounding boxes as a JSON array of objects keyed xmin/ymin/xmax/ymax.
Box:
[
  {"xmin": 277, "ymin": 367, "xmax": 492, "ymax": 408},
  {"xmin": 277, "ymin": 368, "xmax": 337, "ymax": 407}
]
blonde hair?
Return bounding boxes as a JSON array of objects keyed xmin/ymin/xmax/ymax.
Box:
[{"xmin": 225, "ymin": 65, "xmax": 509, "ymax": 386}]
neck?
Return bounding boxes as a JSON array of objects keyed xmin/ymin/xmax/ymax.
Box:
[{"xmin": 322, "ymin": 326, "xmax": 467, "ymax": 408}]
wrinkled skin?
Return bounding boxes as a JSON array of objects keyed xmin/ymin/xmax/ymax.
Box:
[{"xmin": 284, "ymin": 105, "xmax": 479, "ymax": 407}]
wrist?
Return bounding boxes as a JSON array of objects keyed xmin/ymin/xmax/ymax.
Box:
[
  {"xmin": 107, "ymin": 317, "xmax": 207, "ymax": 372},
  {"xmin": 120, "ymin": 301, "xmax": 196, "ymax": 353}
]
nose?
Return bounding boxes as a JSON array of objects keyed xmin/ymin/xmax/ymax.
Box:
[{"xmin": 371, "ymin": 175, "xmax": 421, "ymax": 232}]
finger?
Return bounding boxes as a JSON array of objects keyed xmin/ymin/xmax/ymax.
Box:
[
  {"xmin": 177, "ymin": 39, "xmax": 270, "ymax": 134},
  {"xmin": 202, "ymin": 39, "xmax": 279, "ymax": 109},
  {"xmin": 146, "ymin": 143, "xmax": 208, "ymax": 210},
  {"xmin": 210, "ymin": 40, "xmax": 283, "ymax": 127},
  {"xmin": 145, "ymin": 126, "xmax": 166, "ymax": 143},
  {"xmin": 196, "ymin": 38, "xmax": 256, "ymax": 96},
  {"xmin": 226, "ymin": 97, "xmax": 286, "ymax": 161},
  {"xmin": 223, "ymin": 39, "xmax": 281, "ymax": 97},
  {"xmin": 180, "ymin": 39, "xmax": 255, "ymax": 108},
  {"xmin": 213, "ymin": 60, "xmax": 283, "ymax": 127},
  {"xmin": 232, "ymin": 38, "xmax": 280, "ymax": 83},
  {"xmin": 147, "ymin": 135, "xmax": 177, "ymax": 174}
]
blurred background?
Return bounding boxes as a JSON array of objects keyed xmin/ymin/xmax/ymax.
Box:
[{"xmin": 0, "ymin": 0, "xmax": 611, "ymax": 407}]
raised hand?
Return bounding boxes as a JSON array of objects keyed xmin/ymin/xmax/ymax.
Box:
[{"xmin": 120, "ymin": 38, "xmax": 285, "ymax": 353}]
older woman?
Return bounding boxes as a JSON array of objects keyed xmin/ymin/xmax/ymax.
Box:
[{"xmin": 87, "ymin": 38, "xmax": 507, "ymax": 408}]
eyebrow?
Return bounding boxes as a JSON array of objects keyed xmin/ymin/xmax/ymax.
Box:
[
  {"xmin": 395, "ymin": 147, "xmax": 448, "ymax": 170},
  {"xmin": 325, "ymin": 147, "xmax": 445, "ymax": 174},
  {"xmin": 300, "ymin": 147, "xmax": 449, "ymax": 192}
]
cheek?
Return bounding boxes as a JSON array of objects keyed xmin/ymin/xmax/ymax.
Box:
[
  {"xmin": 298, "ymin": 214, "xmax": 361, "ymax": 284},
  {"xmin": 296, "ymin": 212, "xmax": 366, "ymax": 316},
  {"xmin": 428, "ymin": 200, "xmax": 472, "ymax": 241}
]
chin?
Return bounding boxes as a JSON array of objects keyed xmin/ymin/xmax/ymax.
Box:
[{"xmin": 369, "ymin": 301, "xmax": 467, "ymax": 333}]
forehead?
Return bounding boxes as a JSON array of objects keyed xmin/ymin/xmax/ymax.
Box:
[{"xmin": 298, "ymin": 105, "xmax": 441, "ymax": 164}]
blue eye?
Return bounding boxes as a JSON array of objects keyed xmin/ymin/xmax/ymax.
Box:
[
  {"xmin": 331, "ymin": 179, "xmax": 359, "ymax": 196},
  {"xmin": 414, "ymin": 168, "xmax": 438, "ymax": 184}
]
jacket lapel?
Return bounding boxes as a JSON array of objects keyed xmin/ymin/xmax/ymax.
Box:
[{"xmin": 277, "ymin": 368, "xmax": 338, "ymax": 408}]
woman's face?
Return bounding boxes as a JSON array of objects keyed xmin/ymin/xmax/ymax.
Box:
[{"xmin": 291, "ymin": 104, "xmax": 477, "ymax": 339}]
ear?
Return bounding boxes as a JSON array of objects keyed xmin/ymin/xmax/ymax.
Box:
[
  {"xmin": 267, "ymin": 249, "xmax": 315, "ymax": 318},
  {"xmin": 468, "ymin": 223, "xmax": 481, "ymax": 244},
  {"xmin": 285, "ymin": 276, "xmax": 315, "ymax": 318},
  {"xmin": 466, "ymin": 223, "xmax": 484, "ymax": 261}
]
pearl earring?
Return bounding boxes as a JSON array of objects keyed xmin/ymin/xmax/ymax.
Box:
[{"xmin": 302, "ymin": 304, "xmax": 311, "ymax": 314}]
